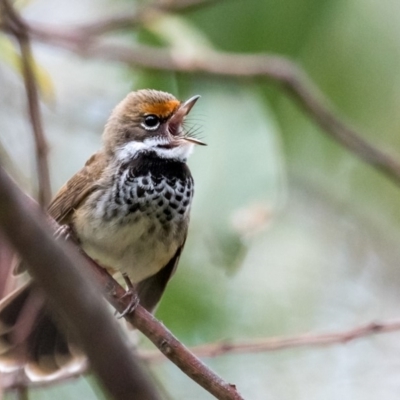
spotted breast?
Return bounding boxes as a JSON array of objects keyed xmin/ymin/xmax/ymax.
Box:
[{"xmin": 73, "ymin": 151, "xmax": 194, "ymax": 284}]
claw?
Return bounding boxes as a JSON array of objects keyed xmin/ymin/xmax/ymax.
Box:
[
  {"xmin": 54, "ymin": 225, "xmax": 73, "ymax": 241},
  {"xmin": 117, "ymin": 289, "xmax": 139, "ymax": 318},
  {"xmin": 117, "ymin": 273, "xmax": 139, "ymax": 318}
]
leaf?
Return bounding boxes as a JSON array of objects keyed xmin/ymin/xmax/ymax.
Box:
[
  {"xmin": 146, "ymin": 13, "xmax": 213, "ymax": 57},
  {"xmin": 0, "ymin": 35, "xmax": 55, "ymax": 103},
  {"xmin": 14, "ymin": 0, "xmax": 35, "ymax": 9}
]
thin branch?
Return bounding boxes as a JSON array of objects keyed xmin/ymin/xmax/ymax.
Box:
[
  {"xmin": 19, "ymin": 21, "xmax": 400, "ymax": 189},
  {"xmin": 86, "ymin": 259, "xmax": 244, "ymax": 400},
  {"xmin": 10, "ymin": 315, "xmax": 400, "ymax": 392},
  {"xmin": 141, "ymin": 320, "xmax": 400, "ymax": 362},
  {"xmin": 0, "ymin": 166, "xmax": 161, "ymax": 400},
  {"xmin": 7, "ymin": 312, "xmax": 399, "ymax": 378},
  {"xmin": 75, "ymin": 0, "xmax": 222, "ymax": 37},
  {"xmin": 0, "ymin": 168, "xmax": 244, "ymax": 400},
  {"xmin": 1, "ymin": 0, "xmax": 51, "ymax": 207}
]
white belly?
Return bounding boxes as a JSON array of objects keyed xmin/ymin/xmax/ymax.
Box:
[{"xmin": 76, "ymin": 212, "xmax": 180, "ymax": 283}]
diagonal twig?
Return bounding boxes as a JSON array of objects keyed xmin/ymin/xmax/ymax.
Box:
[
  {"xmin": 87, "ymin": 257, "xmax": 244, "ymax": 400},
  {"xmin": 0, "ymin": 168, "xmax": 244, "ymax": 400},
  {"xmin": 0, "ymin": 166, "xmax": 162, "ymax": 400},
  {"xmin": 0, "ymin": 0, "xmax": 51, "ymax": 207}
]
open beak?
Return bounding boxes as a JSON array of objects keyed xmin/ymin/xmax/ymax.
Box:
[
  {"xmin": 168, "ymin": 95, "xmax": 207, "ymax": 146},
  {"xmin": 180, "ymin": 95, "xmax": 201, "ymax": 115},
  {"xmin": 182, "ymin": 136, "xmax": 207, "ymax": 146}
]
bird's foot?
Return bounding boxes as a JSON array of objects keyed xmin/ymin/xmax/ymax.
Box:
[
  {"xmin": 117, "ymin": 288, "xmax": 139, "ymax": 318},
  {"xmin": 54, "ymin": 224, "xmax": 73, "ymax": 241},
  {"xmin": 117, "ymin": 274, "xmax": 139, "ymax": 318},
  {"xmin": 54, "ymin": 224, "xmax": 81, "ymax": 247}
]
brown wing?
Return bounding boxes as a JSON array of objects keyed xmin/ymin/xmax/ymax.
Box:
[
  {"xmin": 14, "ymin": 152, "xmax": 106, "ymax": 275},
  {"xmin": 48, "ymin": 152, "xmax": 106, "ymax": 224},
  {"xmin": 136, "ymin": 239, "xmax": 187, "ymax": 313}
]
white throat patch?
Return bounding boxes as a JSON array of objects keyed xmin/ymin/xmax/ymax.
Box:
[{"xmin": 116, "ymin": 137, "xmax": 194, "ymax": 162}]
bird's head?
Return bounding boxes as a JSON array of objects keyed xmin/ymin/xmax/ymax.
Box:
[{"xmin": 103, "ymin": 89, "xmax": 205, "ymax": 162}]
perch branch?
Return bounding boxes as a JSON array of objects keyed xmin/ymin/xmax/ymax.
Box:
[
  {"xmin": 0, "ymin": 168, "xmax": 244, "ymax": 400},
  {"xmin": 86, "ymin": 258, "xmax": 244, "ymax": 400}
]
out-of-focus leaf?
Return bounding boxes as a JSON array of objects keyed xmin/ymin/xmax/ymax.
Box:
[
  {"xmin": 14, "ymin": 0, "xmax": 36, "ymax": 9},
  {"xmin": 146, "ymin": 13, "xmax": 213, "ymax": 55},
  {"xmin": 0, "ymin": 36, "xmax": 55, "ymax": 103},
  {"xmin": 188, "ymin": 82, "xmax": 286, "ymax": 230}
]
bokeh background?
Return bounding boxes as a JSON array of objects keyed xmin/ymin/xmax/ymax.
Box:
[{"xmin": 2, "ymin": 0, "xmax": 400, "ymax": 398}]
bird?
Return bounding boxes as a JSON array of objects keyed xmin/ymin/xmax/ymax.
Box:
[{"xmin": 0, "ymin": 89, "xmax": 205, "ymax": 381}]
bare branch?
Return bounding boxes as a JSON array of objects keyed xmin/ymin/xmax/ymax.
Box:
[
  {"xmin": 0, "ymin": 0, "xmax": 51, "ymax": 207},
  {"xmin": 0, "ymin": 166, "xmax": 161, "ymax": 400},
  {"xmin": 75, "ymin": 0, "xmax": 222, "ymax": 37},
  {"xmin": 86, "ymin": 258, "xmax": 244, "ymax": 400},
  {"xmin": 8, "ymin": 311, "xmax": 399, "ymax": 379},
  {"xmin": 18, "ymin": 20, "xmax": 400, "ymax": 189},
  {"xmin": 141, "ymin": 320, "xmax": 400, "ymax": 362}
]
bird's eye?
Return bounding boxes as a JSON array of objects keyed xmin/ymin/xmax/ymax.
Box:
[{"xmin": 141, "ymin": 115, "xmax": 160, "ymax": 131}]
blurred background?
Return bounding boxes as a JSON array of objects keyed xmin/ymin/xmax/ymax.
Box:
[{"xmin": 2, "ymin": 0, "xmax": 400, "ymax": 398}]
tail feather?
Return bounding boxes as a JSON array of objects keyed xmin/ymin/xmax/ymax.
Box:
[
  {"xmin": 0, "ymin": 348, "xmax": 22, "ymax": 372},
  {"xmin": 0, "ymin": 282, "xmax": 87, "ymax": 382}
]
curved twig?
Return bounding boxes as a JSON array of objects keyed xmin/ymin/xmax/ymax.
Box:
[
  {"xmin": 3, "ymin": 0, "xmax": 400, "ymax": 190},
  {"xmin": 30, "ymin": 28, "xmax": 400, "ymax": 188},
  {"xmin": 76, "ymin": 0, "xmax": 222, "ymax": 37}
]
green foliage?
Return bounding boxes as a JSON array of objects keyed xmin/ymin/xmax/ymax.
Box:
[{"xmin": 0, "ymin": 35, "xmax": 54, "ymax": 102}]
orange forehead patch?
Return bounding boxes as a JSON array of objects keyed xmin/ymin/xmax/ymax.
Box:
[{"xmin": 139, "ymin": 100, "xmax": 180, "ymax": 118}]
